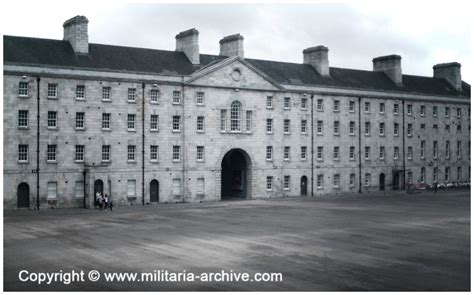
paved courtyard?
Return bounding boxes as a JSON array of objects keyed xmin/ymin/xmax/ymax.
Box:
[{"xmin": 3, "ymin": 190, "xmax": 470, "ymax": 291}]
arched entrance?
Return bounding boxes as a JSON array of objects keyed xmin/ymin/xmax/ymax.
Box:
[
  {"xmin": 150, "ymin": 179, "xmax": 159, "ymax": 202},
  {"xmin": 94, "ymin": 179, "xmax": 104, "ymax": 207},
  {"xmin": 221, "ymin": 149, "xmax": 251, "ymax": 200},
  {"xmin": 301, "ymin": 176, "xmax": 308, "ymax": 196},
  {"xmin": 17, "ymin": 182, "xmax": 30, "ymax": 208},
  {"xmin": 379, "ymin": 173, "xmax": 385, "ymax": 191}
]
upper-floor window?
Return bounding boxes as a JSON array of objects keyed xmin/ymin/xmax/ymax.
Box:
[
  {"xmin": 172, "ymin": 115, "xmax": 181, "ymax": 132},
  {"xmin": 379, "ymin": 122, "xmax": 385, "ymax": 136},
  {"xmin": 18, "ymin": 144, "xmax": 28, "ymax": 162},
  {"xmin": 393, "ymin": 103, "xmax": 399, "ymax": 115},
  {"xmin": 245, "ymin": 111, "xmax": 252, "ymax": 132},
  {"xmin": 445, "ymin": 141, "xmax": 450, "ymax": 159},
  {"xmin": 420, "ymin": 105, "xmax": 425, "ymax": 116},
  {"xmin": 102, "ymin": 113, "xmax": 111, "ymax": 130},
  {"xmin": 364, "ymin": 102, "xmax": 370, "ymax": 113},
  {"xmin": 47, "ymin": 144, "xmax": 57, "ymax": 162},
  {"xmin": 173, "ymin": 91, "xmax": 181, "ymax": 104},
  {"xmin": 317, "ymin": 120, "xmax": 323, "ymax": 134},
  {"xmin": 150, "ymin": 89, "xmax": 160, "ymax": 103},
  {"xmin": 47, "ymin": 83, "xmax": 58, "ymax": 98},
  {"xmin": 457, "ymin": 108, "xmax": 462, "ymax": 118},
  {"xmin": 445, "ymin": 107, "xmax": 450, "ymax": 118},
  {"xmin": 127, "ymin": 145, "xmax": 136, "ymax": 162},
  {"xmin": 266, "ymin": 176, "xmax": 273, "ymax": 191},
  {"xmin": 220, "ymin": 110, "xmax": 227, "ymax": 131},
  {"xmin": 364, "ymin": 121, "xmax": 371, "ymax": 136},
  {"xmin": 266, "ymin": 119, "xmax": 273, "ymax": 134},
  {"xmin": 266, "ymin": 146, "xmax": 273, "ymax": 161},
  {"xmin": 433, "ymin": 141, "xmax": 438, "ymax": 159},
  {"xmin": 316, "ymin": 99, "xmax": 323, "ymax": 111},
  {"xmin": 196, "ymin": 146, "xmax": 205, "ymax": 162},
  {"xmin": 150, "ymin": 145, "xmax": 159, "ymax": 162},
  {"xmin": 394, "ymin": 146, "xmax": 399, "ymax": 160},
  {"xmin": 76, "ymin": 112, "xmax": 85, "ymax": 129},
  {"xmin": 284, "ymin": 119, "xmax": 290, "ymax": 134},
  {"xmin": 150, "ymin": 114, "xmax": 158, "ymax": 131},
  {"xmin": 349, "ymin": 121, "xmax": 355, "ymax": 135},
  {"xmin": 301, "ymin": 146, "xmax": 307, "ymax": 160},
  {"xmin": 266, "ymin": 96, "xmax": 273, "ymax": 109},
  {"xmin": 333, "ymin": 146, "xmax": 340, "ymax": 160},
  {"xmin": 102, "ymin": 87, "xmax": 111, "ymax": 101},
  {"xmin": 284, "ymin": 97, "xmax": 291, "ymax": 109},
  {"xmin": 379, "ymin": 146, "xmax": 385, "ymax": 159},
  {"xmin": 394, "ymin": 123, "xmax": 399, "ymax": 136},
  {"xmin": 420, "ymin": 140, "xmax": 425, "ymax": 159},
  {"xmin": 407, "ymin": 104, "xmax": 412, "ymax": 115},
  {"xmin": 47, "ymin": 111, "xmax": 57, "ymax": 128},
  {"xmin": 284, "ymin": 146, "xmax": 291, "ymax": 161},
  {"xmin": 284, "ymin": 175, "xmax": 291, "ymax": 190},
  {"xmin": 102, "ymin": 145, "xmax": 111, "ymax": 162},
  {"xmin": 349, "ymin": 101, "xmax": 355, "ymax": 112},
  {"xmin": 457, "ymin": 140, "xmax": 462, "ymax": 158},
  {"xmin": 364, "ymin": 146, "xmax": 370, "ymax": 160},
  {"xmin": 379, "ymin": 103, "xmax": 385, "ymax": 114},
  {"xmin": 230, "ymin": 101, "xmax": 242, "ymax": 132},
  {"xmin": 301, "ymin": 97, "xmax": 308, "ymax": 110},
  {"xmin": 127, "ymin": 88, "xmax": 136, "ymax": 102},
  {"xmin": 333, "ymin": 121, "xmax": 340, "ymax": 135},
  {"xmin": 18, "ymin": 82, "xmax": 28, "ymax": 97},
  {"xmin": 196, "ymin": 91, "xmax": 205, "ymax": 105},
  {"xmin": 76, "ymin": 85, "xmax": 85, "ymax": 99},
  {"xmin": 173, "ymin": 145, "xmax": 181, "ymax": 161},
  {"xmin": 349, "ymin": 146, "xmax": 355, "ymax": 160},
  {"xmin": 333, "ymin": 174, "xmax": 340, "ymax": 188},
  {"xmin": 407, "ymin": 146, "xmax": 413, "ymax": 160},
  {"xmin": 407, "ymin": 123, "xmax": 412, "ymax": 136},
  {"xmin": 127, "ymin": 114, "xmax": 136, "ymax": 130},
  {"xmin": 197, "ymin": 116, "xmax": 204, "ymax": 132},
  {"xmin": 333, "ymin": 100, "xmax": 340, "ymax": 112},
  {"xmin": 301, "ymin": 119, "xmax": 307, "ymax": 134},
  {"xmin": 18, "ymin": 110, "xmax": 28, "ymax": 128},
  {"xmin": 75, "ymin": 145, "xmax": 84, "ymax": 162},
  {"xmin": 432, "ymin": 106, "xmax": 438, "ymax": 117},
  {"xmin": 317, "ymin": 146, "xmax": 323, "ymax": 161}
]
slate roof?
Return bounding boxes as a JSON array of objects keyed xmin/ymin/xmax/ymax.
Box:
[{"xmin": 4, "ymin": 35, "xmax": 470, "ymax": 98}]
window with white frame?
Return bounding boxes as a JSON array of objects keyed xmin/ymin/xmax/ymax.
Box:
[
  {"xmin": 197, "ymin": 178, "xmax": 205, "ymax": 195},
  {"xmin": 407, "ymin": 123, "xmax": 412, "ymax": 136},
  {"xmin": 76, "ymin": 112, "xmax": 85, "ymax": 129},
  {"xmin": 316, "ymin": 99, "xmax": 323, "ymax": 111},
  {"xmin": 173, "ymin": 179, "xmax": 181, "ymax": 196},
  {"xmin": 433, "ymin": 105, "xmax": 438, "ymax": 117},
  {"xmin": 18, "ymin": 82, "xmax": 28, "ymax": 96},
  {"xmin": 284, "ymin": 175, "xmax": 290, "ymax": 190},
  {"xmin": 150, "ymin": 145, "xmax": 158, "ymax": 162},
  {"xmin": 433, "ymin": 141, "xmax": 438, "ymax": 159},
  {"xmin": 316, "ymin": 120, "xmax": 323, "ymax": 134},
  {"xmin": 102, "ymin": 87, "xmax": 111, "ymax": 100},
  {"xmin": 333, "ymin": 100, "xmax": 340, "ymax": 112},
  {"xmin": 173, "ymin": 145, "xmax": 180, "ymax": 161},
  {"xmin": 333, "ymin": 174, "xmax": 340, "ymax": 188},
  {"xmin": 407, "ymin": 104, "xmax": 412, "ymax": 115},
  {"xmin": 379, "ymin": 102, "xmax": 385, "ymax": 114},
  {"xmin": 197, "ymin": 146, "xmax": 204, "ymax": 162},
  {"xmin": 457, "ymin": 108, "xmax": 461, "ymax": 118},
  {"xmin": 196, "ymin": 92, "xmax": 205, "ymax": 105},
  {"xmin": 127, "ymin": 88, "xmax": 137, "ymax": 102},
  {"xmin": 349, "ymin": 146, "xmax": 355, "ymax": 160},
  {"xmin": 349, "ymin": 100, "xmax": 355, "ymax": 112},
  {"xmin": 150, "ymin": 114, "xmax": 158, "ymax": 131},
  {"xmin": 407, "ymin": 146, "xmax": 413, "ymax": 160},
  {"xmin": 301, "ymin": 119, "xmax": 307, "ymax": 134},
  {"xmin": 379, "ymin": 122, "xmax": 385, "ymax": 136},
  {"xmin": 349, "ymin": 173, "xmax": 356, "ymax": 187},
  {"xmin": 349, "ymin": 121, "xmax": 355, "ymax": 135},
  {"xmin": 47, "ymin": 83, "xmax": 57, "ymax": 98},
  {"xmin": 284, "ymin": 119, "xmax": 290, "ymax": 134},
  {"xmin": 172, "ymin": 115, "xmax": 180, "ymax": 132},
  {"xmin": 245, "ymin": 111, "xmax": 252, "ymax": 132},
  {"xmin": 364, "ymin": 121, "xmax": 370, "ymax": 136},
  {"xmin": 197, "ymin": 116, "xmax": 204, "ymax": 132},
  {"xmin": 456, "ymin": 140, "xmax": 462, "ymax": 158},
  {"xmin": 47, "ymin": 182, "xmax": 57, "ymax": 199},
  {"xmin": 127, "ymin": 180, "xmax": 136, "ymax": 197},
  {"xmin": 127, "ymin": 114, "xmax": 136, "ymax": 130},
  {"xmin": 266, "ymin": 96, "xmax": 273, "ymax": 109},
  {"xmin": 420, "ymin": 167, "xmax": 426, "ymax": 183},
  {"xmin": 394, "ymin": 146, "xmax": 399, "ymax": 160},
  {"xmin": 18, "ymin": 144, "xmax": 28, "ymax": 162},
  {"xmin": 364, "ymin": 146, "xmax": 370, "ymax": 160},
  {"xmin": 284, "ymin": 97, "xmax": 291, "ymax": 109},
  {"xmin": 301, "ymin": 146, "xmax": 307, "ymax": 160},
  {"xmin": 393, "ymin": 103, "xmax": 399, "ymax": 115},
  {"xmin": 75, "ymin": 85, "xmax": 85, "ymax": 99},
  {"xmin": 317, "ymin": 146, "xmax": 323, "ymax": 161},
  {"xmin": 333, "ymin": 146, "xmax": 339, "ymax": 160},
  {"xmin": 445, "ymin": 107, "xmax": 450, "ymax": 118},
  {"xmin": 102, "ymin": 145, "xmax": 111, "ymax": 162},
  {"xmin": 420, "ymin": 105, "xmax": 425, "ymax": 116},
  {"xmin": 18, "ymin": 110, "xmax": 28, "ymax": 128},
  {"xmin": 266, "ymin": 176, "xmax": 273, "ymax": 191},
  {"xmin": 333, "ymin": 121, "xmax": 340, "ymax": 135},
  {"xmin": 47, "ymin": 111, "xmax": 57, "ymax": 128},
  {"xmin": 445, "ymin": 141, "xmax": 450, "ymax": 159},
  {"xmin": 394, "ymin": 123, "xmax": 399, "ymax": 136},
  {"xmin": 301, "ymin": 97, "xmax": 308, "ymax": 110},
  {"xmin": 284, "ymin": 146, "xmax": 291, "ymax": 161},
  {"xmin": 364, "ymin": 101, "xmax": 370, "ymax": 113},
  {"xmin": 230, "ymin": 101, "xmax": 242, "ymax": 132},
  {"xmin": 102, "ymin": 113, "xmax": 110, "ymax": 129},
  {"xmin": 379, "ymin": 146, "xmax": 385, "ymax": 159},
  {"xmin": 317, "ymin": 174, "xmax": 323, "ymax": 189},
  {"xmin": 150, "ymin": 89, "xmax": 160, "ymax": 103},
  {"xmin": 445, "ymin": 167, "xmax": 450, "ymax": 182},
  {"xmin": 364, "ymin": 173, "xmax": 371, "ymax": 187},
  {"xmin": 266, "ymin": 119, "xmax": 273, "ymax": 134},
  {"xmin": 127, "ymin": 145, "xmax": 136, "ymax": 161},
  {"xmin": 421, "ymin": 140, "xmax": 425, "ymax": 159},
  {"xmin": 220, "ymin": 110, "xmax": 227, "ymax": 131},
  {"xmin": 75, "ymin": 145, "xmax": 84, "ymax": 162},
  {"xmin": 47, "ymin": 144, "xmax": 56, "ymax": 162},
  {"xmin": 75, "ymin": 181, "xmax": 84, "ymax": 199},
  {"xmin": 266, "ymin": 146, "xmax": 273, "ymax": 161},
  {"xmin": 173, "ymin": 91, "xmax": 181, "ymax": 104},
  {"xmin": 433, "ymin": 167, "xmax": 438, "ymax": 183}
]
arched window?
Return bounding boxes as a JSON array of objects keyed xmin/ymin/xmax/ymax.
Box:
[{"xmin": 230, "ymin": 101, "xmax": 242, "ymax": 131}]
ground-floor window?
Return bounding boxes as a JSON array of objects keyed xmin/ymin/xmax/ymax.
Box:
[
  {"xmin": 197, "ymin": 178, "xmax": 205, "ymax": 195},
  {"xmin": 349, "ymin": 173, "xmax": 356, "ymax": 187},
  {"xmin": 75, "ymin": 181, "xmax": 84, "ymax": 199},
  {"xmin": 47, "ymin": 182, "xmax": 57, "ymax": 199},
  {"xmin": 173, "ymin": 179, "xmax": 181, "ymax": 196},
  {"xmin": 284, "ymin": 175, "xmax": 290, "ymax": 190},
  {"xmin": 364, "ymin": 173, "xmax": 371, "ymax": 187},
  {"xmin": 127, "ymin": 180, "xmax": 136, "ymax": 197},
  {"xmin": 333, "ymin": 174, "xmax": 340, "ymax": 188},
  {"xmin": 266, "ymin": 176, "xmax": 273, "ymax": 191},
  {"xmin": 317, "ymin": 174, "xmax": 323, "ymax": 189}
]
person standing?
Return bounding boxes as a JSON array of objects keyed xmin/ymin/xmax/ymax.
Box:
[{"xmin": 104, "ymin": 194, "xmax": 109, "ymax": 211}]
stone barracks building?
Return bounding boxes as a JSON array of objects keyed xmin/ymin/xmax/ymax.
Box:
[{"xmin": 3, "ymin": 16, "xmax": 471, "ymax": 209}]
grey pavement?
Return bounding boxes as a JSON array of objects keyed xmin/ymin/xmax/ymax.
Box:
[{"xmin": 3, "ymin": 189, "xmax": 470, "ymax": 291}]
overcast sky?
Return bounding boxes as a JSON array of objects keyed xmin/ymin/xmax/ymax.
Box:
[{"xmin": 2, "ymin": 1, "xmax": 472, "ymax": 82}]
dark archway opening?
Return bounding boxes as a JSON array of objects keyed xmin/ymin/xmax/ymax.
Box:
[
  {"xmin": 150, "ymin": 179, "xmax": 159, "ymax": 202},
  {"xmin": 221, "ymin": 149, "xmax": 251, "ymax": 200},
  {"xmin": 17, "ymin": 182, "xmax": 30, "ymax": 208},
  {"xmin": 94, "ymin": 179, "xmax": 104, "ymax": 207},
  {"xmin": 301, "ymin": 176, "xmax": 308, "ymax": 196},
  {"xmin": 379, "ymin": 173, "xmax": 386, "ymax": 191}
]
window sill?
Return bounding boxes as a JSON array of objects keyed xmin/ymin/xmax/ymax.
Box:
[
  {"xmin": 301, "ymin": 108, "xmax": 308, "ymax": 111},
  {"xmin": 128, "ymin": 129, "xmax": 136, "ymax": 132},
  {"xmin": 197, "ymin": 130, "xmax": 205, "ymax": 134},
  {"xmin": 102, "ymin": 99, "xmax": 112, "ymax": 102},
  {"xmin": 102, "ymin": 128, "xmax": 111, "ymax": 132},
  {"xmin": 284, "ymin": 159, "xmax": 290, "ymax": 162},
  {"xmin": 333, "ymin": 158, "xmax": 340, "ymax": 161},
  {"xmin": 150, "ymin": 101, "xmax": 159, "ymax": 105},
  {"xmin": 150, "ymin": 129, "xmax": 159, "ymax": 133},
  {"xmin": 196, "ymin": 104, "xmax": 205, "ymax": 107},
  {"xmin": 75, "ymin": 160, "xmax": 84, "ymax": 163},
  {"xmin": 266, "ymin": 159, "xmax": 273, "ymax": 162},
  {"xmin": 379, "ymin": 134, "xmax": 385, "ymax": 137},
  {"xmin": 284, "ymin": 132, "xmax": 290, "ymax": 135},
  {"xmin": 172, "ymin": 160, "xmax": 181, "ymax": 163},
  {"xmin": 266, "ymin": 132, "xmax": 274, "ymax": 135},
  {"xmin": 283, "ymin": 107, "xmax": 290, "ymax": 111},
  {"xmin": 47, "ymin": 127, "xmax": 58, "ymax": 130},
  {"xmin": 75, "ymin": 97, "xmax": 85, "ymax": 101},
  {"xmin": 127, "ymin": 100, "xmax": 137, "ymax": 104},
  {"xmin": 47, "ymin": 97, "xmax": 58, "ymax": 100},
  {"xmin": 283, "ymin": 188, "xmax": 290, "ymax": 191},
  {"xmin": 172, "ymin": 130, "xmax": 181, "ymax": 133},
  {"xmin": 349, "ymin": 133, "xmax": 355, "ymax": 136},
  {"xmin": 18, "ymin": 95, "xmax": 29, "ymax": 98},
  {"xmin": 102, "ymin": 160, "xmax": 110, "ymax": 164},
  {"xmin": 172, "ymin": 102, "xmax": 181, "ymax": 106},
  {"xmin": 333, "ymin": 133, "xmax": 340, "ymax": 136},
  {"xmin": 196, "ymin": 160, "xmax": 205, "ymax": 163}
]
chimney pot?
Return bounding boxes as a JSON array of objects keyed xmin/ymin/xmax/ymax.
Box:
[
  {"xmin": 433, "ymin": 62, "xmax": 462, "ymax": 91},
  {"xmin": 175, "ymin": 28, "xmax": 200, "ymax": 65},
  {"xmin": 63, "ymin": 15, "xmax": 89, "ymax": 55},
  {"xmin": 303, "ymin": 46, "xmax": 330, "ymax": 77},
  {"xmin": 219, "ymin": 34, "xmax": 244, "ymax": 58},
  {"xmin": 372, "ymin": 54, "xmax": 403, "ymax": 85}
]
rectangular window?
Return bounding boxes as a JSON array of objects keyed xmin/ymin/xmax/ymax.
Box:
[
  {"xmin": 407, "ymin": 172, "xmax": 413, "ymax": 184},
  {"xmin": 349, "ymin": 146, "xmax": 355, "ymax": 160},
  {"xmin": 127, "ymin": 180, "xmax": 136, "ymax": 197},
  {"xmin": 284, "ymin": 175, "xmax": 290, "ymax": 190},
  {"xmin": 75, "ymin": 145, "xmax": 84, "ymax": 162},
  {"xmin": 379, "ymin": 122, "xmax": 385, "ymax": 136},
  {"xmin": 300, "ymin": 119, "xmax": 307, "ymax": 134},
  {"xmin": 301, "ymin": 146, "xmax": 307, "ymax": 160},
  {"xmin": 173, "ymin": 145, "xmax": 180, "ymax": 161},
  {"xmin": 76, "ymin": 112, "xmax": 85, "ymax": 129},
  {"xmin": 379, "ymin": 102, "xmax": 385, "ymax": 114},
  {"xmin": 266, "ymin": 146, "xmax": 273, "ymax": 161},
  {"xmin": 220, "ymin": 110, "xmax": 227, "ymax": 131},
  {"xmin": 364, "ymin": 173, "xmax": 371, "ymax": 187},
  {"xmin": 172, "ymin": 116, "xmax": 180, "ymax": 132},
  {"xmin": 173, "ymin": 91, "xmax": 181, "ymax": 104},
  {"xmin": 393, "ymin": 103, "xmax": 399, "ymax": 115},
  {"xmin": 47, "ymin": 182, "xmax": 57, "ymax": 199},
  {"xmin": 266, "ymin": 176, "xmax": 273, "ymax": 191},
  {"xmin": 349, "ymin": 121, "xmax": 355, "ymax": 135},
  {"xmin": 47, "ymin": 83, "xmax": 58, "ymax": 98},
  {"xmin": 47, "ymin": 111, "xmax": 57, "ymax": 128},
  {"xmin": 333, "ymin": 100, "xmax": 340, "ymax": 112},
  {"xmin": 316, "ymin": 99, "xmax": 323, "ymax": 111},
  {"xmin": 420, "ymin": 167, "xmax": 426, "ymax": 183},
  {"xmin": 333, "ymin": 146, "xmax": 339, "ymax": 160},
  {"xmin": 407, "ymin": 123, "xmax": 412, "ymax": 136},
  {"xmin": 196, "ymin": 146, "xmax": 205, "ymax": 162},
  {"xmin": 301, "ymin": 97, "xmax": 308, "ymax": 110},
  {"xmin": 349, "ymin": 101, "xmax": 355, "ymax": 112},
  {"xmin": 18, "ymin": 82, "xmax": 28, "ymax": 96},
  {"xmin": 150, "ymin": 145, "xmax": 158, "ymax": 162},
  {"xmin": 284, "ymin": 119, "xmax": 291, "ymax": 134},
  {"xmin": 245, "ymin": 111, "xmax": 252, "ymax": 132},
  {"xmin": 150, "ymin": 114, "xmax": 158, "ymax": 131},
  {"xmin": 197, "ymin": 116, "xmax": 205, "ymax": 132},
  {"xmin": 317, "ymin": 174, "xmax": 323, "ymax": 189},
  {"xmin": 47, "ymin": 144, "xmax": 56, "ymax": 162},
  {"xmin": 421, "ymin": 123, "xmax": 425, "ymax": 130},
  {"xmin": 266, "ymin": 96, "xmax": 273, "ymax": 109},
  {"xmin": 18, "ymin": 144, "xmax": 28, "ymax": 162},
  {"xmin": 127, "ymin": 88, "xmax": 136, "ymax": 102},
  {"xmin": 266, "ymin": 119, "xmax": 273, "ymax": 134},
  {"xmin": 127, "ymin": 114, "xmax": 136, "ymax": 130},
  {"xmin": 284, "ymin": 146, "xmax": 291, "ymax": 161},
  {"xmin": 433, "ymin": 167, "xmax": 438, "ymax": 183},
  {"xmin": 333, "ymin": 174, "xmax": 340, "ymax": 188},
  {"xmin": 196, "ymin": 92, "xmax": 205, "ymax": 105},
  {"xmin": 421, "ymin": 141, "xmax": 425, "ymax": 159},
  {"xmin": 150, "ymin": 89, "xmax": 160, "ymax": 103},
  {"xmin": 433, "ymin": 106, "xmax": 438, "ymax": 117},
  {"xmin": 317, "ymin": 146, "xmax": 323, "ymax": 161},
  {"xmin": 420, "ymin": 105, "xmax": 425, "ymax": 116},
  {"xmin": 379, "ymin": 146, "xmax": 385, "ymax": 160},
  {"xmin": 102, "ymin": 113, "xmax": 110, "ymax": 129},
  {"xmin": 127, "ymin": 145, "xmax": 136, "ymax": 161},
  {"xmin": 18, "ymin": 110, "xmax": 28, "ymax": 128},
  {"xmin": 457, "ymin": 108, "xmax": 461, "ymax": 118},
  {"xmin": 102, "ymin": 87, "xmax": 111, "ymax": 100},
  {"xmin": 456, "ymin": 141, "xmax": 462, "ymax": 158},
  {"xmin": 433, "ymin": 141, "xmax": 438, "ymax": 159},
  {"xmin": 197, "ymin": 178, "xmax": 205, "ymax": 195},
  {"xmin": 407, "ymin": 146, "xmax": 413, "ymax": 160},
  {"xmin": 364, "ymin": 101, "xmax": 370, "ymax": 113},
  {"xmin": 457, "ymin": 167, "xmax": 462, "ymax": 181},
  {"xmin": 173, "ymin": 179, "xmax": 181, "ymax": 196},
  {"xmin": 394, "ymin": 123, "xmax": 399, "ymax": 136},
  {"xmin": 433, "ymin": 124, "xmax": 438, "ymax": 130},
  {"xmin": 333, "ymin": 121, "xmax": 340, "ymax": 135},
  {"xmin": 445, "ymin": 124, "xmax": 450, "ymax": 132},
  {"xmin": 407, "ymin": 104, "xmax": 412, "ymax": 115},
  {"xmin": 102, "ymin": 145, "xmax": 111, "ymax": 162},
  {"xmin": 349, "ymin": 173, "xmax": 356, "ymax": 187},
  {"xmin": 317, "ymin": 120, "xmax": 323, "ymax": 134},
  {"xmin": 365, "ymin": 121, "xmax": 370, "ymax": 136},
  {"xmin": 394, "ymin": 146, "xmax": 399, "ymax": 160},
  {"xmin": 445, "ymin": 167, "xmax": 450, "ymax": 182},
  {"xmin": 445, "ymin": 141, "xmax": 450, "ymax": 159},
  {"xmin": 75, "ymin": 181, "xmax": 84, "ymax": 199},
  {"xmin": 445, "ymin": 107, "xmax": 450, "ymax": 118},
  {"xmin": 75, "ymin": 85, "xmax": 85, "ymax": 99},
  {"xmin": 284, "ymin": 97, "xmax": 291, "ymax": 109},
  {"xmin": 364, "ymin": 146, "xmax": 370, "ymax": 160}
]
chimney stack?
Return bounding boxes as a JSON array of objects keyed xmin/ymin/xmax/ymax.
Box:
[
  {"xmin": 373, "ymin": 54, "xmax": 403, "ymax": 85},
  {"xmin": 63, "ymin": 16, "xmax": 89, "ymax": 55},
  {"xmin": 303, "ymin": 46, "xmax": 330, "ymax": 77},
  {"xmin": 433, "ymin": 62, "xmax": 462, "ymax": 91},
  {"xmin": 175, "ymin": 28, "xmax": 200, "ymax": 65},
  {"xmin": 219, "ymin": 34, "xmax": 244, "ymax": 58}
]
